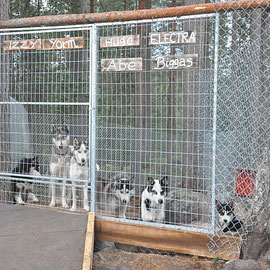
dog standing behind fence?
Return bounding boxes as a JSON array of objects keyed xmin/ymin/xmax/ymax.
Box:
[
  {"xmin": 69, "ymin": 138, "xmax": 90, "ymax": 211},
  {"xmin": 141, "ymin": 176, "xmax": 168, "ymax": 222},
  {"xmin": 49, "ymin": 125, "xmax": 71, "ymax": 208},
  {"xmin": 96, "ymin": 175, "xmax": 135, "ymax": 218},
  {"xmin": 11, "ymin": 157, "xmax": 40, "ymax": 204}
]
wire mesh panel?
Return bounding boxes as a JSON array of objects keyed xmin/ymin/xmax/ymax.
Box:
[
  {"xmin": 0, "ymin": 26, "xmax": 96, "ymax": 211},
  {"xmin": 95, "ymin": 14, "xmax": 219, "ymax": 233}
]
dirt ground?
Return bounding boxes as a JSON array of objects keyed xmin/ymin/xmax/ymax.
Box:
[
  {"xmin": 93, "ymin": 247, "xmax": 226, "ymax": 270},
  {"xmin": 93, "ymin": 247, "xmax": 270, "ymax": 270}
]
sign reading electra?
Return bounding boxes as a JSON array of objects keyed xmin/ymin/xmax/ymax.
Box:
[
  {"xmin": 149, "ymin": 31, "xmax": 196, "ymax": 45},
  {"xmin": 100, "ymin": 35, "xmax": 140, "ymax": 48},
  {"xmin": 3, "ymin": 37, "xmax": 85, "ymax": 51},
  {"xmin": 101, "ymin": 58, "xmax": 142, "ymax": 72},
  {"xmin": 152, "ymin": 54, "xmax": 198, "ymax": 70}
]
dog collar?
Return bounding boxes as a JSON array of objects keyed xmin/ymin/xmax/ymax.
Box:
[
  {"xmin": 74, "ymin": 157, "xmax": 86, "ymax": 167},
  {"xmin": 55, "ymin": 149, "xmax": 69, "ymax": 156}
]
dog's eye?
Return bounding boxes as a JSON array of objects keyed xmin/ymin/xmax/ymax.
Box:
[
  {"xmin": 126, "ymin": 190, "xmax": 129, "ymax": 193},
  {"xmin": 120, "ymin": 190, "xmax": 123, "ymax": 193},
  {"xmin": 84, "ymin": 150, "xmax": 87, "ymax": 153},
  {"xmin": 152, "ymin": 190, "xmax": 158, "ymax": 195},
  {"xmin": 78, "ymin": 151, "xmax": 81, "ymax": 153}
]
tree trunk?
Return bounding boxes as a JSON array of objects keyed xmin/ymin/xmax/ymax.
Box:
[
  {"xmin": 0, "ymin": 0, "xmax": 11, "ymax": 201},
  {"xmin": 133, "ymin": 0, "xmax": 152, "ymax": 178},
  {"xmin": 181, "ymin": 0, "xmax": 208, "ymax": 190},
  {"xmin": 241, "ymin": 6, "xmax": 270, "ymax": 261}
]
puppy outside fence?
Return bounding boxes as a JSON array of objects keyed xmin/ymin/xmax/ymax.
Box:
[{"xmin": 0, "ymin": 0, "xmax": 270, "ymax": 260}]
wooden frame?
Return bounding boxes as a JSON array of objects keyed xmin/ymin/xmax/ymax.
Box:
[{"xmin": 95, "ymin": 218, "xmax": 240, "ymax": 260}]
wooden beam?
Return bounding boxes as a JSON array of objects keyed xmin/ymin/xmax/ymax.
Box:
[
  {"xmin": 82, "ymin": 212, "xmax": 95, "ymax": 270},
  {"xmin": 95, "ymin": 218, "xmax": 240, "ymax": 260}
]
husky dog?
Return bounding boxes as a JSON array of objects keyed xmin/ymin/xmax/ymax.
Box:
[
  {"xmin": 141, "ymin": 176, "xmax": 168, "ymax": 222},
  {"xmin": 216, "ymin": 200, "xmax": 243, "ymax": 233},
  {"xmin": 49, "ymin": 125, "xmax": 71, "ymax": 208},
  {"xmin": 97, "ymin": 175, "xmax": 135, "ymax": 219},
  {"xmin": 11, "ymin": 157, "xmax": 40, "ymax": 204},
  {"xmin": 69, "ymin": 138, "xmax": 89, "ymax": 212}
]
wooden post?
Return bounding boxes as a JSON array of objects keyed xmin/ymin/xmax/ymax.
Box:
[{"xmin": 82, "ymin": 212, "xmax": 95, "ymax": 270}]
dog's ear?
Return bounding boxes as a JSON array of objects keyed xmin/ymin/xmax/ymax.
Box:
[
  {"xmin": 62, "ymin": 125, "xmax": 69, "ymax": 134},
  {"xmin": 147, "ymin": 177, "xmax": 155, "ymax": 186},
  {"xmin": 216, "ymin": 200, "xmax": 222, "ymax": 210},
  {"xmin": 73, "ymin": 137, "xmax": 79, "ymax": 146},
  {"xmin": 228, "ymin": 201, "xmax": 234, "ymax": 209},
  {"xmin": 129, "ymin": 176, "xmax": 135, "ymax": 184},
  {"xmin": 51, "ymin": 125, "xmax": 57, "ymax": 134},
  {"xmin": 160, "ymin": 176, "xmax": 168, "ymax": 186}
]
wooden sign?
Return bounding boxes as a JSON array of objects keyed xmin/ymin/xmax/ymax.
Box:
[
  {"xmin": 149, "ymin": 31, "xmax": 196, "ymax": 45},
  {"xmin": 100, "ymin": 35, "xmax": 140, "ymax": 48},
  {"xmin": 152, "ymin": 54, "xmax": 198, "ymax": 70},
  {"xmin": 101, "ymin": 57, "xmax": 142, "ymax": 72},
  {"xmin": 3, "ymin": 37, "xmax": 85, "ymax": 51},
  {"xmin": 3, "ymin": 39, "xmax": 42, "ymax": 50},
  {"xmin": 42, "ymin": 37, "xmax": 85, "ymax": 50}
]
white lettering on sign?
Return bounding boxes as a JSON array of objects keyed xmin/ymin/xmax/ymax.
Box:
[
  {"xmin": 152, "ymin": 55, "xmax": 198, "ymax": 70},
  {"xmin": 101, "ymin": 58, "xmax": 142, "ymax": 72},
  {"xmin": 100, "ymin": 35, "xmax": 140, "ymax": 48},
  {"xmin": 149, "ymin": 31, "xmax": 196, "ymax": 45},
  {"xmin": 2, "ymin": 37, "xmax": 85, "ymax": 51}
]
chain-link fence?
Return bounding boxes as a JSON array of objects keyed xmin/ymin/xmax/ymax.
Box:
[{"xmin": 0, "ymin": 1, "xmax": 269, "ymax": 258}]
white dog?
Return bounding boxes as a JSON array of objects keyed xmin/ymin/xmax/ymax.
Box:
[
  {"xmin": 141, "ymin": 176, "xmax": 168, "ymax": 222},
  {"xmin": 49, "ymin": 125, "xmax": 71, "ymax": 208},
  {"xmin": 69, "ymin": 138, "xmax": 89, "ymax": 211}
]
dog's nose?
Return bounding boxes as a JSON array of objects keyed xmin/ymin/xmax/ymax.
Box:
[
  {"xmin": 224, "ymin": 219, "xmax": 228, "ymax": 223},
  {"xmin": 122, "ymin": 199, "xmax": 127, "ymax": 204},
  {"xmin": 59, "ymin": 145, "xmax": 63, "ymax": 150},
  {"xmin": 81, "ymin": 158, "xmax": 86, "ymax": 163},
  {"xmin": 158, "ymin": 199, "xmax": 163, "ymax": 204}
]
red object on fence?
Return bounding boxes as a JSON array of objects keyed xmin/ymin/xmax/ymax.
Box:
[{"xmin": 235, "ymin": 169, "xmax": 255, "ymax": 197}]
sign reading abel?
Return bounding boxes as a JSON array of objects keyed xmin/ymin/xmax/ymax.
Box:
[
  {"xmin": 152, "ymin": 54, "xmax": 198, "ymax": 70},
  {"xmin": 3, "ymin": 37, "xmax": 85, "ymax": 51},
  {"xmin": 101, "ymin": 58, "xmax": 142, "ymax": 72},
  {"xmin": 149, "ymin": 31, "xmax": 196, "ymax": 45},
  {"xmin": 100, "ymin": 35, "xmax": 140, "ymax": 48}
]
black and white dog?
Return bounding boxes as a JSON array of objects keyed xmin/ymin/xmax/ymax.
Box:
[
  {"xmin": 11, "ymin": 157, "xmax": 40, "ymax": 204},
  {"xmin": 69, "ymin": 138, "xmax": 89, "ymax": 212},
  {"xmin": 216, "ymin": 200, "xmax": 243, "ymax": 233},
  {"xmin": 141, "ymin": 176, "xmax": 168, "ymax": 222},
  {"xmin": 49, "ymin": 125, "xmax": 71, "ymax": 208},
  {"xmin": 97, "ymin": 175, "xmax": 135, "ymax": 219}
]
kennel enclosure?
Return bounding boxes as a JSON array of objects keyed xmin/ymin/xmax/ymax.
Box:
[{"xmin": 0, "ymin": 1, "xmax": 270, "ymax": 258}]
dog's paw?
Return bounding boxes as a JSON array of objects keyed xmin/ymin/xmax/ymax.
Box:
[
  {"xmin": 84, "ymin": 205, "xmax": 90, "ymax": 212},
  {"xmin": 70, "ymin": 206, "xmax": 77, "ymax": 212},
  {"xmin": 49, "ymin": 202, "xmax": 55, "ymax": 207},
  {"xmin": 62, "ymin": 202, "xmax": 69, "ymax": 208}
]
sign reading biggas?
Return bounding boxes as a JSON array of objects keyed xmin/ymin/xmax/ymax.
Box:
[
  {"xmin": 149, "ymin": 31, "xmax": 196, "ymax": 45},
  {"xmin": 152, "ymin": 54, "xmax": 198, "ymax": 70}
]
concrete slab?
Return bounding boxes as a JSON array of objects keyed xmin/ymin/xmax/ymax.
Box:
[{"xmin": 0, "ymin": 203, "xmax": 88, "ymax": 270}]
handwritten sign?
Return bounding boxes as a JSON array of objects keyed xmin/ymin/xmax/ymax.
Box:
[
  {"xmin": 100, "ymin": 35, "xmax": 140, "ymax": 48},
  {"xmin": 101, "ymin": 58, "xmax": 142, "ymax": 72},
  {"xmin": 152, "ymin": 54, "xmax": 198, "ymax": 70},
  {"xmin": 42, "ymin": 37, "xmax": 85, "ymax": 50},
  {"xmin": 2, "ymin": 39, "xmax": 42, "ymax": 50},
  {"xmin": 149, "ymin": 31, "xmax": 196, "ymax": 45},
  {"xmin": 3, "ymin": 37, "xmax": 85, "ymax": 51}
]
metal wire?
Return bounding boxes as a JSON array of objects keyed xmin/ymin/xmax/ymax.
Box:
[{"xmin": 0, "ymin": 2, "xmax": 269, "ymax": 257}]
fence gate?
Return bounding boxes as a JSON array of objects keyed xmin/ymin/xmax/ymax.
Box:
[
  {"xmin": 95, "ymin": 13, "xmax": 219, "ymax": 234},
  {"xmin": 0, "ymin": 25, "xmax": 97, "ymax": 210}
]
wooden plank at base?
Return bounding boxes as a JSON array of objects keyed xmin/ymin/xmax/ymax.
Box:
[
  {"xmin": 95, "ymin": 219, "xmax": 240, "ymax": 261},
  {"xmin": 82, "ymin": 213, "xmax": 95, "ymax": 270}
]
